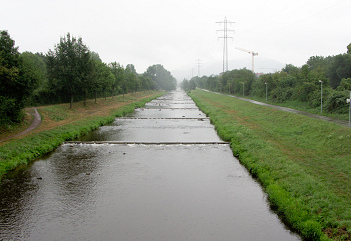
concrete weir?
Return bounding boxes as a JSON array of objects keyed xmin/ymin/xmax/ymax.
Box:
[{"xmin": 64, "ymin": 141, "xmax": 230, "ymax": 145}]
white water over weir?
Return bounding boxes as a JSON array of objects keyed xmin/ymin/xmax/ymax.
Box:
[
  {"xmin": 0, "ymin": 88, "xmax": 301, "ymax": 240},
  {"xmin": 65, "ymin": 141, "xmax": 230, "ymax": 145}
]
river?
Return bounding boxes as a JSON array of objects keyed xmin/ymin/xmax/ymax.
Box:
[{"xmin": 0, "ymin": 89, "xmax": 300, "ymax": 240}]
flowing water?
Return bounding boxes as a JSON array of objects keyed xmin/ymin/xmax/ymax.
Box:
[{"xmin": 0, "ymin": 89, "xmax": 301, "ymax": 240}]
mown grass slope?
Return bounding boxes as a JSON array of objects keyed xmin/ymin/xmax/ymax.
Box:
[{"xmin": 189, "ymin": 89, "xmax": 351, "ymax": 241}]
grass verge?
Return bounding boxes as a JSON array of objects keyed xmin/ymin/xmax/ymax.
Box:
[
  {"xmin": 228, "ymin": 92, "xmax": 349, "ymax": 121},
  {"xmin": 189, "ymin": 89, "xmax": 351, "ymax": 241},
  {"xmin": 0, "ymin": 91, "xmax": 164, "ymax": 181}
]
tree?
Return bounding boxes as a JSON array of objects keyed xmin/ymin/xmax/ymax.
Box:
[
  {"xmin": 180, "ymin": 79, "xmax": 190, "ymax": 91},
  {"xmin": 90, "ymin": 59, "xmax": 114, "ymax": 102},
  {"xmin": 306, "ymin": 56, "xmax": 328, "ymax": 71},
  {"xmin": 90, "ymin": 51, "xmax": 102, "ymax": 62},
  {"xmin": 189, "ymin": 79, "xmax": 196, "ymax": 90},
  {"xmin": 139, "ymin": 74, "xmax": 158, "ymax": 90},
  {"xmin": 21, "ymin": 51, "xmax": 48, "ymax": 105},
  {"xmin": 282, "ymin": 64, "xmax": 299, "ymax": 75},
  {"xmin": 46, "ymin": 33, "xmax": 91, "ymax": 108},
  {"xmin": 180, "ymin": 78, "xmax": 196, "ymax": 92},
  {"xmin": 347, "ymin": 43, "xmax": 351, "ymax": 54},
  {"xmin": 125, "ymin": 64, "xmax": 140, "ymax": 93},
  {"xmin": 144, "ymin": 64, "xmax": 177, "ymax": 91},
  {"xmin": 109, "ymin": 62, "xmax": 124, "ymax": 97},
  {"xmin": 327, "ymin": 54, "xmax": 351, "ymax": 89},
  {"xmin": 223, "ymin": 68, "xmax": 256, "ymax": 95},
  {"xmin": 0, "ymin": 31, "xmax": 31, "ymax": 124}
]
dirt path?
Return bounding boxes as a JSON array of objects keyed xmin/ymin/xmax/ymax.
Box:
[{"xmin": 0, "ymin": 108, "xmax": 41, "ymax": 143}]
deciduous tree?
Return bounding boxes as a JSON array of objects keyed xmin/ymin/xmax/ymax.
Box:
[
  {"xmin": 47, "ymin": 33, "xmax": 91, "ymax": 108},
  {"xmin": 21, "ymin": 51, "xmax": 47, "ymax": 105},
  {"xmin": 145, "ymin": 64, "xmax": 177, "ymax": 91},
  {"xmin": 0, "ymin": 31, "xmax": 31, "ymax": 124}
]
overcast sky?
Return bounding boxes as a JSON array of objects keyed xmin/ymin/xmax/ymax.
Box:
[{"xmin": 2, "ymin": 0, "xmax": 351, "ymax": 80}]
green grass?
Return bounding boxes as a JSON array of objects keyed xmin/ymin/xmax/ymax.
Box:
[
  {"xmin": 189, "ymin": 89, "xmax": 351, "ymax": 241},
  {"xmin": 238, "ymin": 93, "xmax": 349, "ymax": 121},
  {"xmin": 0, "ymin": 92, "xmax": 164, "ymax": 181},
  {"xmin": 40, "ymin": 105, "xmax": 69, "ymax": 121}
]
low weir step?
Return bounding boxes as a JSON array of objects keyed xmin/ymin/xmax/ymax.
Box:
[
  {"xmin": 64, "ymin": 141, "xmax": 229, "ymax": 145},
  {"xmin": 138, "ymin": 108, "xmax": 199, "ymax": 110},
  {"xmin": 148, "ymin": 103, "xmax": 195, "ymax": 104},
  {"xmin": 117, "ymin": 117, "xmax": 209, "ymax": 120}
]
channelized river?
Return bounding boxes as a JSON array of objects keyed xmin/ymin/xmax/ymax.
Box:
[{"xmin": 0, "ymin": 89, "xmax": 301, "ymax": 240}]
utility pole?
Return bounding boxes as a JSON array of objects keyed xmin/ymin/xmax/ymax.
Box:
[
  {"xmin": 319, "ymin": 80, "xmax": 323, "ymax": 114},
  {"xmin": 195, "ymin": 59, "xmax": 202, "ymax": 77},
  {"xmin": 216, "ymin": 17, "xmax": 235, "ymax": 74}
]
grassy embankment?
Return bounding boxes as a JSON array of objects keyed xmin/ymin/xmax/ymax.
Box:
[
  {"xmin": 244, "ymin": 94, "xmax": 349, "ymax": 121},
  {"xmin": 189, "ymin": 89, "xmax": 351, "ymax": 241},
  {"xmin": 0, "ymin": 91, "xmax": 165, "ymax": 180}
]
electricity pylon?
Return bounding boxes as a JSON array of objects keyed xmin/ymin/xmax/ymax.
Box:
[{"xmin": 216, "ymin": 17, "xmax": 235, "ymax": 74}]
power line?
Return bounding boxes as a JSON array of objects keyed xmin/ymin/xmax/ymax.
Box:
[{"xmin": 216, "ymin": 17, "xmax": 235, "ymax": 73}]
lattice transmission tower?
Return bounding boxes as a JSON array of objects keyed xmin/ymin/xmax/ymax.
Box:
[{"xmin": 216, "ymin": 17, "xmax": 235, "ymax": 73}]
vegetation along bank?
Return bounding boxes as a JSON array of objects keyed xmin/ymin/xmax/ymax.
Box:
[
  {"xmin": 0, "ymin": 91, "xmax": 165, "ymax": 181},
  {"xmin": 0, "ymin": 30, "xmax": 176, "ymax": 180},
  {"xmin": 189, "ymin": 89, "xmax": 351, "ymax": 241}
]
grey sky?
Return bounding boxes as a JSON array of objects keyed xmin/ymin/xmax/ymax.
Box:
[{"xmin": 2, "ymin": 0, "xmax": 351, "ymax": 80}]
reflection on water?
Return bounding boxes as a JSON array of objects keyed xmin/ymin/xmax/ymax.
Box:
[{"xmin": 0, "ymin": 89, "xmax": 301, "ymax": 240}]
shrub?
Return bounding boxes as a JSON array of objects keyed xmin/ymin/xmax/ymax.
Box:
[
  {"xmin": 324, "ymin": 90, "xmax": 349, "ymax": 114},
  {"xmin": 296, "ymin": 82, "xmax": 317, "ymax": 102}
]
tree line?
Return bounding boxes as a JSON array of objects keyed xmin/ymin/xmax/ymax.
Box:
[
  {"xmin": 182, "ymin": 43, "xmax": 351, "ymax": 115},
  {"xmin": 0, "ymin": 31, "xmax": 177, "ymax": 126}
]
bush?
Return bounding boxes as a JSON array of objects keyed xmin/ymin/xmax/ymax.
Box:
[
  {"xmin": 271, "ymin": 87, "xmax": 294, "ymax": 102},
  {"xmin": 296, "ymin": 82, "xmax": 317, "ymax": 102},
  {"xmin": 0, "ymin": 97, "xmax": 22, "ymax": 124},
  {"xmin": 324, "ymin": 90, "xmax": 349, "ymax": 114}
]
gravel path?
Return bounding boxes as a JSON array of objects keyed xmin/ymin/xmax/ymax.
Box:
[
  {"xmin": 0, "ymin": 108, "xmax": 41, "ymax": 143},
  {"xmin": 202, "ymin": 89, "xmax": 350, "ymax": 127}
]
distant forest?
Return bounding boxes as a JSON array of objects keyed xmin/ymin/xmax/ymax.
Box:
[
  {"xmin": 182, "ymin": 43, "xmax": 351, "ymax": 115},
  {"xmin": 0, "ymin": 31, "xmax": 177, "ymax": 126}
]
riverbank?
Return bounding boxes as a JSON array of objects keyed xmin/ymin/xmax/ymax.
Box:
[
  {"xmin": 0, "ymin": 91, "xmax": 165, "ymax": 180},
  {"xmin": 189, "ymin": 89, "xmax": 351, "ymax": 241}
]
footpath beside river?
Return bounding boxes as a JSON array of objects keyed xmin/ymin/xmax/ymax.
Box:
[{"xmin": 201, "ymin": 89, "xmax": 349, "ymax": 127}]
